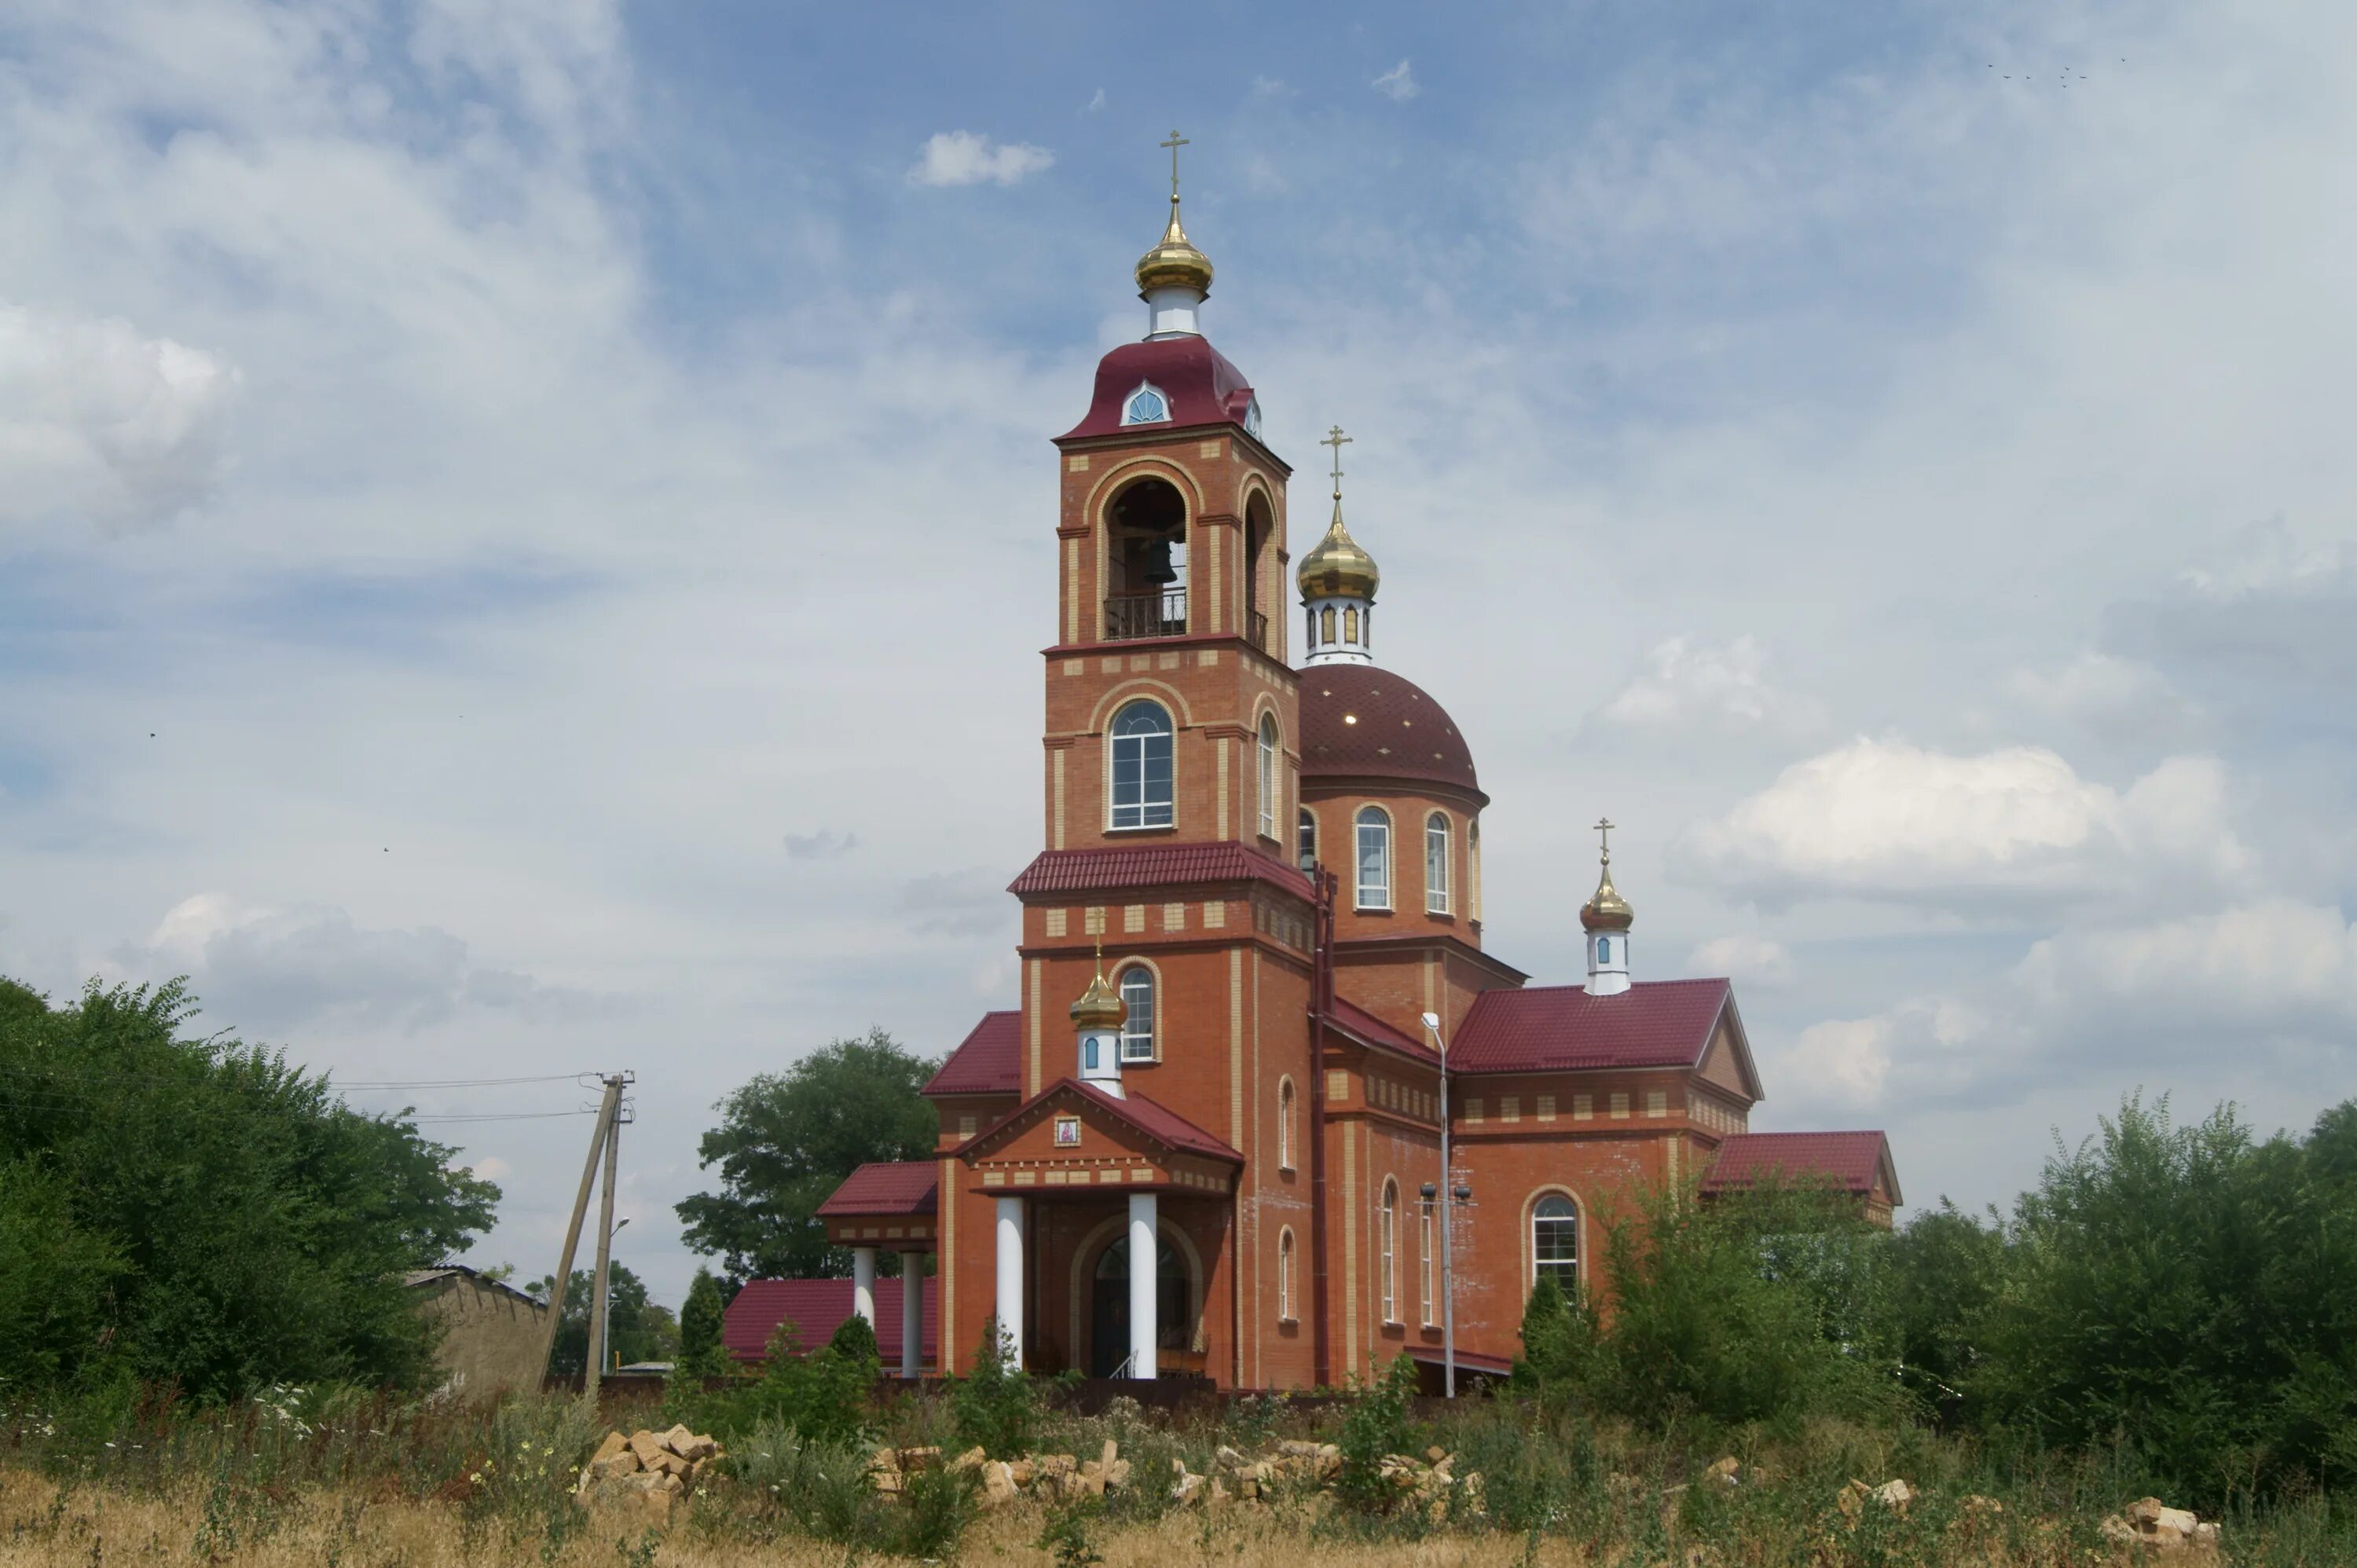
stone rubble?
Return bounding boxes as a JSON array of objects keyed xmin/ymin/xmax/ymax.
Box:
[
  {"xmin": 2100, "ymin": 1497, "xmax": 2223, "ymax": 1555},
  {"xmin": 575, "ymin": 1427, "xmax": 727, "ymax": 1526}
]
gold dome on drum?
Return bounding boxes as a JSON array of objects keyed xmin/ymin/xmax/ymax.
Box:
[
  {"xmin": 1296, "ymin": 505, "xmax": 1380, "ymax": 601},
  {"xmin": 1579, "ymin": 865, "xmax": 1634, "ymax": 932},
  {"xmin": 1135, "ymin": 200, "xmax": 1214, "ymax": 296},
  {"xmin": 1070, "ymin": 965, "xmax": 1128, "ymax": 1030}
]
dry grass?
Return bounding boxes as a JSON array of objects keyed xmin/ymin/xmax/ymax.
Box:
[{"xmin": 0, "ymin": 1469, "xmax": 1600, "ymax": 1566}]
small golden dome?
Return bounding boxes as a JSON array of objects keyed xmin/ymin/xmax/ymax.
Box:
[
  {"xmin": 1070, "ymin": 966, "xmax": 1128, "ymax": 1030},
  {"xmin": 1580, "ymin": 865, "xmax": 1634, "ymax": 932},
  {"xmin": 1135, "ymin": 199, "xmax": 1214, "ymax": 296},
  {"xmin": 1296, "ymin": 502, "xmax": 1380, "ymax": 601}
]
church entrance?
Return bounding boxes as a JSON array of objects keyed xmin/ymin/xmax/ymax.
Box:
[{"xmin": 1088, "ymin": 1233, "xmax": 1187, "ymax": 1377}]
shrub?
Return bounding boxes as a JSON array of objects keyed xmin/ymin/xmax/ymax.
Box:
[
  {"xmin": 951, "ymin": 1317, "xmax": 1038, "ymax": 1458},
  {"xmin": 677, "ymin": 1267, "xmax": 730, "ymax": 1381},
  {"xmin": 1335, "ymin": 1351, "xmax": 1422, "ymax": 1515}
]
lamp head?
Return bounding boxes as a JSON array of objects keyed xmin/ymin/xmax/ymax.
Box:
[{"xmin": 1419, "ymin": 1010, "xmax": 1441, "ymax": 1035}]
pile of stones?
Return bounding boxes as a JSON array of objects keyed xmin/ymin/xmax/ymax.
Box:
[
  {"xmin": 870, "ymin": 1436, "xmax": 1479, "ymax": 1517},
  {"xmin": 870, "ymin": 1441, "xmax": 1133, "ymax": 1509},
  {"xmin": 2099, "ymin": 1497, "xmax": 2222, "ymax": 1555},
  {"xmin": 574, "ymin": 1425, "xmax": 723, "ymax": 1525}
]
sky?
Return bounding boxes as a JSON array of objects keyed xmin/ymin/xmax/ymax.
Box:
[{"xmin": 2, "ymin": 0, "xmax": 2353, "ymax": 1314}]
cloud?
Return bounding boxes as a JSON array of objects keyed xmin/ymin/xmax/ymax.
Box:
[
  {"xmin": 2105, "ymin": 522, "xmax": 2357, "ymax": 698},
  {"xmin": 783, "ymin": 829, "xmax": 858, "ymax": 861},
  {"xmin": 907, "ymin": 131, "xmax": 1055, "ymax": 188},
  {"xmin": 2014, "ymin": 899, "xmax": 2357, "ymax": 1040},
  {"xmin": 1371, "ymin": 60, "xmax": 1419, "ymax": 101},
  {"xmin": 1593, "ymin": 635, "xmax": 1818, "ymax": 736},
  {"xmin": 0, "ymin": 301, "xmax": 239, "ymax": 531},
  {"xmin": 1687, "ymin": 934, "xmax": 1795, "ymax": 988},
  {"xmin": 134, "ymin": 895, "xmax": 603, "ymax": 1035},
  {"xmin": 1676, "ymin": 740, "xmax": 2251, "ymax": 910},
  {"xmin": 896, "ymin": 870, "xmax": 1011, "ymax": 939},
  {"xmin": 2007, "ymin": 653, "xmax": 2201, "ymax": 744},
  {"xmin": 1777, "ymin": 998, "xmax": 1983, "ymax": 1111},
  {"xmin": 1083, "ymin": 89, "xmax": 1105, "ymax": 113}
]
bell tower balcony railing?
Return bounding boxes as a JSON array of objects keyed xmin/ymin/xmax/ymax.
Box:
[
  {"xmin": 1247, "ymin": 611, "xmax": 1270, "ymax": 654},
  {"xmin": 1104, "ymin": 588, "xmax": 1189, "ymax": 642}
]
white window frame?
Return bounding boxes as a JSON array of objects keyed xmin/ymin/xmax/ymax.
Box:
[
  {"xmin": 1531, "ymin": 1193, "xmax": 1580, "ymax": 1296},
  {"xmin": 1355, "ymin": 806, "xmax": 1391, "ymax": 911},
  {"xmin": 1277, "ymin": 1077, "xmax": 1296, "ymax": 1171},
  {"xmin": 1117, "ymin": 966, "xmax": 1157, "ymax": 1063},
  {"xmin": 1380, "ymin": 1180, "xmax": 1399, "ymax": 1324},
  {"xmin": 1425, "ymin": 811, "xmax": 1451, "ymax": 914},
  {"xmin": 1277, "ymin": 1227, "xmax": 1296, "ymax": 1320},
  {"xmin": 1257, "ymin": 713, "xmax": 1279, "ymax": 841},
  {"xmin": 1109, "ymin": 700, "xmax": 1175, "ymax": 830},
  {"xmin": 1297, "ymin": 807, "xmax": 1318, "ymax": 870},
  {"xmin": 1121, "ymin": 380, "xmax": 1172, "ymax": 426},
  {"xmin": 1421, "ymin": 1201, "xmax": 1438, "ymax": 1326}
]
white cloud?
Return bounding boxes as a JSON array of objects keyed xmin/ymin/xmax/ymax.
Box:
[
  {"xmin": 0, "ymin": 301, "xmax": 238, "ymax": 530},
  {"xmin": 2014, "ymin": 899, "xmax": 2357, "ymax": 1037},
  {"xmin": 907, "ymin": 130, "xmax": 1055, "ymax": 188},
  {"xmin": 1782, "ymin": 1015, "xmax": 1893, "ymax": 1107},
  {"xmin": 1677, "ymin": 739, "xmax": 2251, "ymax": 909},
  {"xmin": 783, "ymin": 828, "xmax": 858, "ymax": 861},
  {"xmin": 1371, "ymin": 60, "xmax": 1419, "ymax": 101},
  {"xmin": 1688, "ymin": 934, "xmax": 1795, "ymax": 988},
  {"xmin": 1083, "ymin": 89, "xmax": 1105, "ymax": 113},
  {"xmin": 1595, "ymin": 635, "xmax": 1817, "ymax": 735},
  {"xmin": 2007, "ymin": 653, "xmax": 2197, "ymax": 740}
]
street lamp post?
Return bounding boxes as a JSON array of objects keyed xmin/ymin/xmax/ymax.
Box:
[{"xmin": 1419, "ymin": 1011, "xmax": 1457, "ymax": 1398}]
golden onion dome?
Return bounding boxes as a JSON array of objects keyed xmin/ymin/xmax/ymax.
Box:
[
  {"xmin": 1580, "ymin": 863, "xmax": 1634, "ymax": 932},
  {"xmin": 1135, "ymin": 199, "xmax": 1214, "ymax": 296},
  {"xmin": 1070, "ymin": 966, "xmax": 1128, "ymax": 1030},
  {"xmin": 1296, "ymin": 504, "xmax": 1380, "ymax": 602}
]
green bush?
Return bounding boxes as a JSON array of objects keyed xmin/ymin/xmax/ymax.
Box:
[
  {"xmin": 676, "ymin": 1267, "xmax": 731, "ymax": 1381},
  {"xmin": 1335, "ymin": 1351, "xmax": 1422, "ymax": 1515},
  {"xmin": 951, "ymin": 1317, "xmax": 1039, "ymax": 1458}
]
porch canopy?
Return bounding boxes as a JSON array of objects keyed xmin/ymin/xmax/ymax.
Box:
[{"xmin": 815, "ymin": 1159, "xmax": 940, "ymax": 1376}]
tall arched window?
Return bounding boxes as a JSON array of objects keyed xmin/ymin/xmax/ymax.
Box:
[
  {"xmin": 1277, "ymin": 1077, "xmax": 1296, "ymax": 1170},
  {"xmin": 1355, "ymin": 806, "xmax": 1391, "ymax": 910},
  {"xmin": 1117, "ymin": 967, "xmax": 1156, "ymax": 1062},
  {"xmin": 1425, "ymin": 812, "xmax": 1451, "ymax": 914},
  {"xmin": 1257, "ymin": 713, "xmax": 1279, "ymax": 840},
  {"xmin": 1109, "ymin": 701, "xmax": 1174, "ymax": 829},
  {"xmin": 1278, "ymin": 1227, "xmax": 1296, "ymax": 1320},
  {"xmin": 1380, "ymin": 1180, "xmax": 1400, "ymax": 1323},
  {"xmin": 1469, "ymin": 819, "xmax": 1483, "ymax": 921},
  {"xmin": 1532, "ymin": 1194, "xmax": 1579, "ymax": 1295},
  {"xmin": 1297, "ymin": 807, "xmax": 1318, "ymax": 870},
  {"xmin": 1420, "ymin": 1196, "xmax": 1437, "ymax": 1326}
]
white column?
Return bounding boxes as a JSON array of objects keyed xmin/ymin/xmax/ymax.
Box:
[
  {"xmin": 899, "ymin": 1252, "xmax": 924, "ymax": 1379},
  {"xmin": 994, "ymin": 1196, "xmax": 1026, "ymax": 1366},
  {"xmin": 1127, "ymin": 1193, "xmax": 1157, "ymax": 1380},
  {"xmin": 851, "ymin": 1246, "xmax": 878, "ymax": 1328}
]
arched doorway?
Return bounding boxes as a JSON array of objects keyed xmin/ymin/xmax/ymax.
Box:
[{"xmin": 1088, "ymin": 1232, "xmax": 1189, "ymax": 1376}]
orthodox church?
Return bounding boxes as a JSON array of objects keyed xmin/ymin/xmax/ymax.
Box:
[{"xmin": 808, "ymin": 152, "xmax": 1901, "ymax": 1390}]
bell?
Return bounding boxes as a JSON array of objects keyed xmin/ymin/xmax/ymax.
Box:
[{"xmin": 1140, "ymin": 540, "xmax": 1177, "ymax": 586}]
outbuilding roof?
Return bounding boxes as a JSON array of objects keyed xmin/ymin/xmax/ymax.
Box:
[
  {"xmin": 1702, "ymin": 1131, "xmax": 1902, "ymax": 1204},
  {"xmin": 722, "ymin": 1277, "xmax": 937, "ymax": 1365}
]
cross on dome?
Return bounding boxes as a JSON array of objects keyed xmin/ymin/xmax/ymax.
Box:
[
  {"xmin": 1135, "ymin": 130, "xmax": 1212, "ymax": 333},
  {"xmin": 1321, "ymin": 423, "xmax": 1352, "ymax": 497}
]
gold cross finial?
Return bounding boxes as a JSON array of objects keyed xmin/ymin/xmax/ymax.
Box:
[
  {"xmin": 1321, "ymin": 424, "xmax": 1352, "ymax": 497},
  {"xmin": 1160, "ymin": 129, "xmax": 1189, "ymax": 202},
  {"xmin": 1594, "ymin": 816, "xmax": 1615, "ymax": 865}
]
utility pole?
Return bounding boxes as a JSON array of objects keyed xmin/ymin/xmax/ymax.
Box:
[
  {"xmin": 540, "ymin": 1072, "xmax": 633, "ymax": 1397},
  {"xmin": 585, "ymin": 1073, "xmax": 633, "ymax": 1404}
]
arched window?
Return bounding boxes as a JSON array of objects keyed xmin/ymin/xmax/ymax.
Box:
[
  {"xmin": 1304, "ymin": 606, "xmax": 1318, "ymax": 649},
  {"xmin": 1320, "ymin": 605, "xmax": 1336, "ymax": 643},
  {"xmin": 1425, "ymin": 812, "xmax": 1451, "ymax": 914},
  {"xmin": 1355, "ymin": 807, "xmax": 1391, "ymax": 910},
  {"xmin": 1277, "ymin": 1227, "xmax": 1296, "ymax": 1320},
  {"xmin": 1533, "ymin": 1194, "xmax": 1579, "ymax": 1295},
  {"xmin": 1297, "ymin": 807, "xmax": 1318, "ymax": 870},
  {"xmin": 1257, "ymin": 713, "xmax": 1279, "ymax": 841},
  {"xmin": 1380, "ymin": 1180, "xmax": 1400, "ymax": 1323},
  {"xmin": 1420, "ymin": 1196, "xmax": 1437, "ymax": 1326},
  {"xmin": 1109, "ymin": 701, "xmax": 1174, "ymax": 829},
  {"xmin": 1469, "ymin": 819, "xmax": 1483, "ymax": 921},
  {"xmin": 1596, "ymin": 937, "xmax": 1611, "ymax": 965},
  {"xmin": 1122, "ymin": 383, "xmax": 1170, "ymax": 425},
  {"xmin": 1117, "ymin": 967, "xmax": 1156, "ymax": 1062},
  {"xmin": 1277, "ymin": 1077, "xmax": 1296, "ymax": 1170},
  {"xmin": 1343, "ymin": 606, "xmax": 1360, "ymax": 643}
]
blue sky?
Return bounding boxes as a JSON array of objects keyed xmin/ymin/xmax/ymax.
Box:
[{"xmin": 3, "ymin": 0, "xmax": 2353, "ymax": 1313}]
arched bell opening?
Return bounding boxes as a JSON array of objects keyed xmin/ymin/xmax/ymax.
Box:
[
  {"xmin": 1243, "ymin": 490, "xmax": 1276, "ymax": 654},
  {"xmin": 1104, "ymin": 476, "xmax": 1189, "ymax": 640}
]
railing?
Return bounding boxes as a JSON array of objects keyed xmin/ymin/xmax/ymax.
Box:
[
  {"xmin": 1105, "ymin": 588, "xmax": 1188, "ymax": 642},
  {"xmin": 1247, "ymin": 611, "xmax": 1270, "ymax": 654}
]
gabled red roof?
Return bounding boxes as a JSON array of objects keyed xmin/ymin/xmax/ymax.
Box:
[
  {"xmin": 1300, "ymin": 665, "xmax": 1483, "ymax": 798},
  {"xmin": 1056, "ymin": 335, "xmax": 1262, "ymax": 445},
  {"xmin": 962, "ymin": 1076, "xmax": 1243, "ymax": 1166},
  {"xmin": 923, "ymin": 1010, "xmax": 1021, "ymax": 1097},
  {"xmin": 723, "ymin": 1277, "xmax": 937, "ymax": 1365},
  {"xmin": 1009, "ymin": 841, "xmax": 1314, "ymax": 900},
  {"xmin": 816, "ymin": 1160, "xmax": 939, "ymax": 1218},
  {"xmin": 1702, "ymin": 1132, "xmax": 1901, "ymax": 1204},
  {"xmin": 1327, "ymin": 995, "xmax": 1440, "ymax": 1066},
  {"xmin": 1450, "ymin": 978, "xmax": 1736, "ymax": 1075}
]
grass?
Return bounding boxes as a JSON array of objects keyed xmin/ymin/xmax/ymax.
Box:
[{"xmin": 2, "ymin": 1387, "xmax": 2352, "ymax": 1565}]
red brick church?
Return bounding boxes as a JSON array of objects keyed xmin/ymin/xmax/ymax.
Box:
[{"xmin": 804, "ymin": 154, "xmax": 1900, "ymax": 1390}]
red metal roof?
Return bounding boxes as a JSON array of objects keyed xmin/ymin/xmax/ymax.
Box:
[
  {"xmin": 816, "ymin": 1160, "xmax": 940, "ymax": 1218},
  {"xmin": 1702, "ymin": 1131, "xmax": 1901, "ymax": 1203},
  {"xmin": 1327, "ymin": 995, "xmax": 1440, "ymax": 1065},
  {"xmin": 962, "ymin": 1076, "xmax": 1244, "ymax": 1166},
  {"xmin": 1008, "ymin": 841, "xmax": 1314, "ymax": 900},
  {"xmin": 1300, "ymin": 665, "xmax": 1483, "ymax": 798},
  {"xmin": 923, "ymin": 1010, "xmax": 1021, "ymax": 1097},
  {"xmin": 1450, "ymin": 979, "xmax": 1732, "ymax": 1074},
  {"xmin": 1056, "ymin": 335, "xmax": 1261, "ymax": 444},
  {"xmin": 723, "ymin": 1277, "xmax": 937, "ymax": 1365}
]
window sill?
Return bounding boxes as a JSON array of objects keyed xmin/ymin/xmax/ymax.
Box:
[
  {"xmin": 1354, "ymin": 903, "xmax": 1393, "ymax": 915},
  {"xmin": 1277, "ymin": 1162, "xmax": 1296, "ymax": 1175},
  {"xmin": 1105, "ymin": 824, "xmax": 1178, "ymax": 835}
]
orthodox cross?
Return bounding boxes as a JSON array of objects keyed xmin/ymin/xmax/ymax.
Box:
[
  {"xmin": 1160, "ymin": 129, "xmax": 1189, "ymax": 200},
  {"xmin": 1321, "ymin": 424, "xmax": 1352, "ymax": 496},
  {"xmin": 1594, "ymin": 816, "xmax": 1615, "ymax": 865}
]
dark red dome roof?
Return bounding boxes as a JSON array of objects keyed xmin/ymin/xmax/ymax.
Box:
[
  {"xmin": 1299, "ymin": 665, "xmax": 1482, "ymax": 798},
  {"xmin": 1058, "ymin": 335, "xmax": 1259, "ymax": 443}
]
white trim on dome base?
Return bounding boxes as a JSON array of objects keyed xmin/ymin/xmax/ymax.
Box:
[
  {"xmin": 1143, "ymin": 284, "xmax": 1204, "ymax": 339},
  {"xmin": 1302, "ymin": 594, "xmax": 1373, "ymax": 667}
]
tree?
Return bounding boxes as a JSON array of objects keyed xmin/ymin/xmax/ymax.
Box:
[
  {"xmin": 533, "ymin": 1261, "xmax": 680, "ymax": 1375},
  {"xmin": 0, "ymin": 977, "xmax": 500, "ymax": 1399},
  {"xmin": 678, "ymin": 1266, "xmax": 731, "ymax": 1379},
  {"xmin": 676, "ymin": 1028, "xmax": 939, "ymax": 1280}
]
